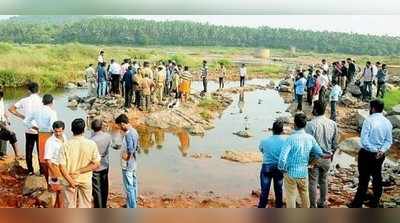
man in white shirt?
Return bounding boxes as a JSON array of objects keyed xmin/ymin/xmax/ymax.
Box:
[
  {"xmin": 97, "ymin": 51, "xmax": 105, "ymax": 64},
  {"xmin": 25, "ymin": 94, "xmax": 58, "ymax": 177},
  {"xmin": 239, "ymin": 64, "xmax": 247, "ymax": 87},
  {"xmin": 361, "ymin": 61, "xmax": 374, "ymax": 101},
  {"xmin": 44, "ymin": 121, "xmax": 66, "ymax": 208},
  {"xmin": 9, "ymin": 82, "xmax": 42, "ymax": 175},
  {"xmin": 321, "ymin": 59, "xmax": 329, "ymax": 75},
  {"xmin": 109, "ymin": 59, "xmax": 122, "ymax": 95}
]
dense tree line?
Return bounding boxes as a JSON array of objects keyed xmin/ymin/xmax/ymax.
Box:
[{"xmin": 1, "ymin": 17, "xmax": 400, "ymax": 56}]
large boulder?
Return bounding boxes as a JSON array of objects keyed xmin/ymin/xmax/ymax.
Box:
[
  {"xmin": 233, "ymin": 130, "xmax": 252, "ymax": 138},
  {"xmin": 347, "ymin": 84, "xmax": 362, "ymax": 97},
  {"xmin": 340, "ymin": 94, "xmax": 357, "ymax": 106},
  {"xmin": 188, "ymin": 124, "xmax": 205, "ymax": 136},
  {"xmin": 67, "ymin": 100, "xmax": 79, "ymax": 108},
  {"xmin": 37, "ymin": 191, "xmax": 57, "ymax": 208},
  {"xmin": 221, "ymin": 150, "xmax": 262, "ymax": 163},
  {"xmin": 338, "ymin": 137, "xmax": 361, "ymax": 155},
  {"xmin": 389, "ymin": 105, "xmax": 400, "ymax": 115},
  {"xmin": 23, "ymin": 175, "xmax": 47, "ymax": 195},
  {"xmin": 356, "ymin": 109, "xmax": 369, "ymax": 128},
  {"xmin": 387, "ymin": 115, "xmax": 400, "ymax": 128},
  {"xmin": 279, "ymin": 85, "xmax": 292, "ymax": 93},
  {"xmin": 279, "ymin": 79, "xmax": 293, "ymax": 87}
]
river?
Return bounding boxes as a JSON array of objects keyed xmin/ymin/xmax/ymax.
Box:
[{"xmin": 2, "ymin": 79, "xmax": 359, "ymax": 197}]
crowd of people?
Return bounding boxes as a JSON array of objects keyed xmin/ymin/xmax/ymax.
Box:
[
  {"xmin": 0, "ymin": 52, "xmax": 394, "ymax": 208},
  {"xmin": 292, "ymin": 58, "xmax": 389, "ymax": 121}
]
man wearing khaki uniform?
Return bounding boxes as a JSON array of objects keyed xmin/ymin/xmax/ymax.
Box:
[
  {"xmin": 59, "ymin": 118, "xmax": 100, "ymax": 208},
  {"xmin": 155, "ymin": 66, "xmax": 166, "ymax": 103}
]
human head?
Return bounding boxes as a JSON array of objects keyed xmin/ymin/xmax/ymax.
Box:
[
  {"xmin": 88, "ymin": 64, "xmax": 93, "ymax": 67},
  {"xmin": 158, "ymin": 66, "xmax": 163, "ymax": 71},
  {"xmin": 241, "ymin": 63, "xmax": 246, "ymax": 67},
  {"xmin": 341, "ymin": 60, "xmax": 346, "ymax": 65},
  {"xmin": 322, "ymin": 59, "xmax": 326, "ymax": 64},
  {"xmin": 91, "ymin": 119, "xmax": 103, "ymax": 133},
  {"xmin": 0, "ymin": 87, "xmax": 3, "ymax": 100},
  {"xmin": 346, "ymin": 58, "xmax": 352, "ymax": 63},
  {"xmin": 42, "ymin": 94, "xmax": 54, "ymax": 106},
  {"xmin": 144, "ymin": 61, "xmax": 149, "ymax": 67},
  {"xmin": 128, "ymin": 65, "xmax": 133, "ymax": 71},
  {"xmin": 366, "ymin": 61, "xmax": 371, "ymax": 67},
  {"xmin": 184, "ymin": 66, "xmax": 189, "ymax": 71},
  {"xmin": 294, "ymin": 113, "xmax": 307, "ymax": 129},
  {"xmin": 316, "ymin": 70, "xmax": 321, "ymax": 76},
  {"xmin": 101, "ymin": 62, "xmax": 106, "ymax": 67},
  {"xmin": 370, "ymin": 99, "xmax": 384, "ymax": 115},
  {"xmin": 332, "ymin": 80, "xmax": 338, "ymax": 86},
  {"xmin": 111, "ymin": 59, "xmax": 115, "ymax": 64},
  {"xmin": 71, "ymin": 118, "xmax": 85, "ymax": 136},
  {"xmin": 52, "ymin": 121, "xmax": 65, "ymax": 138},
  {"xmin": 203, "ymin": 60, "xmax": 207, "ymax": 65},
  {"xmin": 272, "ymin": 120, "xmax": 284, "ymax": 135},
  {"xmin": 376, "ymin": 61, "xmax": 381, "ymax": 67},
  {"xmin": 27, "ymin": 82, "xmax": 39, "ymax": 94},
  {"xmin": 382, "ymin": 64, "xmax": 387, "ymax": 69},
  {"xmin": 99, "ymin": 51, "xmax": 104, "ymax": 56},
  {"xmin": 115, "ymin": 114, "xmax": 130, "ymax": 132},
  {"xmin": 312, "ymin": 100, "xmax": 326, "ymax": 117}
]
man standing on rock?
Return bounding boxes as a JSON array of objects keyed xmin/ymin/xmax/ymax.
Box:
[
  {"xmin": 306, "ymin": 101, "xmax": 339, "ymax": 208},
  {"xmin": 360, "ymin": 61, "xmax": 374, "ymax": 101},
  {"xmin": 109, "ymin": 59, "xmax": 122, "ymax": 95},
  {"xmin": 347, "ymin": 58, "xmax": 356, "ymax": 87},
  {"xmin": 9, "ymin": 82, "xmax": 42, "ymax": 175},
  {"xmin": 91, "ymin": 119, "xmax": 112, "ymax": 208},
  {"xmin": 97, "ymin": 62, "xmax": 108, "ymax": 97},
  {"xmin": 59, "ymin": 118, "xmax": 100, "ymax": 208},
  {"xmin": 376, "ymin": 64, "xmax": 388, "ymax": 98},
  {"xmin": 25, "ymin": 94, "xmax": 58, "ymax": 180},
  {"xmin": 348, "ymin": 99, "xmax": 393, "ymax": 208},
  {"xmin": 115, "ymin": 114, "xmax": 139, "ymax": 208},
  {"xmin": 258, "ymin": 120, "xmax": 286, "ymax": 208},
  {"xmin": 239, "ymin": 63, "xmax": 247, "ymax": 87},
  {"xmin": 278, "ymin": 113, "xmax": 324, "ymax": 208},
  {"xmin": 44, "ymin": 121, "xmax": 67, "ymax": 208},
  {"xmin": 294, "ymin": 73, "xmax": 307, "ymax": 111},
  {"xmin": 200, "ymin": 60, "xmax": 208, "ymax": 94},
  {"xmin": 85, "ymin": 64, "xmax": 97, "ymax": 97},
  {"xmin": 155, "ymin": 65, "xmax": 166, "ymax": 103},
  {"xmin": 122, "ymin": 65, "xmax": 135, "ymax": 108},
  {"xmin": 329, "ymin": 80, "xmax": 342, "ymax": 122}
]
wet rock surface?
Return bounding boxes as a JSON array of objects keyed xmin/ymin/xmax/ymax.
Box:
[
  {"xmin": 221, "ymin": 150, "xmax": 262, "ymax": 163},
  {"xmin": 233, "ymin": 130, "xmax": 253, "ymax": 138}
]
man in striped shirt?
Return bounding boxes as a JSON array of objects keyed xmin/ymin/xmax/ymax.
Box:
[{"xmin": 278, "ymin": 113, "xmax": 325, "ymax": 208}]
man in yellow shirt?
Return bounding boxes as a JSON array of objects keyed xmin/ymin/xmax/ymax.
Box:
[
  {"xmin": 155, "ymin": 66, "xmax": 166, "ymax": 103},
  {"xmin": 59, "ymin": 118, "xmax": 100, "ymax": 208}
]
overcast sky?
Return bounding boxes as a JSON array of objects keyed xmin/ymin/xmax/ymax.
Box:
[{"xmin": 1, "ymin": 15, "xmax": 400, "ymax": 37}]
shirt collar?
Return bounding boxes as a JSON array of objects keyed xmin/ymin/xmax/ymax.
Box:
[{"xmin": 293, "ymin": 129, "xmax": 305, "ymax": 134}]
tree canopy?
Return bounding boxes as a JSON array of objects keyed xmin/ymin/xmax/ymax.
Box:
[{"xmin": 1, "ymin": 16, "xmax": 400, "ymax": 56}]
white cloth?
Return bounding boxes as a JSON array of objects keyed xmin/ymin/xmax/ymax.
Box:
[
  {"xmin": 322, "ymin": 63, "xmax": 329, "ymax": 73},
  {"xmin": 363, "ymin": 66, "xmax": 374, "ymax": 82},
  {"xmin": 109, "ymin": 62, "xmax": 121, "ymax": 75},
  {"xmin": 239, "ymin": 67, "xmax": 247, "ymax": 77},
  {"xmin": 14, "ymin": 94, "xmax": 42, "ymax": 134},
  {"xmin": 0, "ymin": 98, "xmax": 6, "ymax": 122},
  {"xmin": 85, "ymin": 67, "xmax": 96, "ymax": 82},
  {"xmin": 320, "ymin": 74, "xmax": 329, "ymax": 87},
  {"xmin": 372, "ymin": 65, "xmax": 378, "ymax": 76},
  {"xmin": 44, "ymin": 134, "xmax": 67, "ymax": 165},
  {"xmin": 97, "ymin": 55, "xmax": 104, "ymax": 63},
  {"xmin": 25, "ymin": 105, "xmax": 58, "ymax": 132}
]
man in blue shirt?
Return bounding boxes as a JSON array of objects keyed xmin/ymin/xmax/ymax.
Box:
[
  {"xmin": 278, "ymin": 113, "xmax": 324, "ymax": 208},
  {"xmin": 123, "ymin": 65, "xmax": 135, "ymax": 108},
  {"xmin": 349, "ymin": 99, "xmax": 393, "ymax": 208},
  {"xmin": 295, "ymin": 73, "xmax": 307, "ymax": 111},
  {"xmin": 115, "ymin": 114, "xmax": 139, "ymax": 208},
  {"xmin": 329, "ymin": 80, "xmax": 342, "ymax": 121},
  {"xmin": 97, "ymin": 62, "xmax": 108, "ymax": 97},
  {"xmin": 306, "ymin": 70, "xmax": 316, "ymax": 106},
  {"xmin": 258, "ymin": 120, "xmax": 286, "ymax": 208}
]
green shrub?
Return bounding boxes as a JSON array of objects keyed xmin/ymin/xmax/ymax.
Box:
[{"xmin": 384, "ymin": 89, "xmax": 400, "ymax": 111}]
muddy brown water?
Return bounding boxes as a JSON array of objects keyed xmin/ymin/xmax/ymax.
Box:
[{"xmin": 2, "ymin": 79, "xmax": 386, "ymax": 197}]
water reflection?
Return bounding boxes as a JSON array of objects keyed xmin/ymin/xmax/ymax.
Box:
[
  {"xmin": 238, "ymin": 90, "xmax": 245, "ymax": 114},
  {"xmin": 176, "ymin": 130, "xmax": 190, "ymax": 157}
]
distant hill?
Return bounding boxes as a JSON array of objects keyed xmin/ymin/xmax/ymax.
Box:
[
  {"xmin": 7, "ymin": 15, "xmax": 96, "ymax": 25},
  {"xmin": 1, "ymin": 16, "xmax": 400, "ymax": 56}
]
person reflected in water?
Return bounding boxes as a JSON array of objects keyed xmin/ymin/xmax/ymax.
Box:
[
  {"xmin": 238, "ymin": 89, "xmax": 245, "ymax": 114},
  {"xmin": 154, "ymin": 128, "xmax": 165, "ymax": 149},
  {"xmin": 176, "ymin": 130, "xmax": 190, "ymax": 157},
  {"xmin": 136, "ymin": 126, "xmax": 155, "ymax": 154}
]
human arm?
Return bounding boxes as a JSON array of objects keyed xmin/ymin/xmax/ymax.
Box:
[
  {"xmin": 310, "ymin": 137, "xmax": 324, "ymax": 159},
  {"xmin": 8, "ymin": 103, "xmax": 25, "ymax": 120},
  {"xmin": 59, "ymin": 164, "xmax": 77, "ymax": 188},
  {"xmin": 278, "ymin": 140, "xmax": 291, "ymax": 172},
  {"xmin": 332, "ymin": 123, "xmax": 340, "ymax": 154},
  {"xmin": 360, "ymin": 119, "xmax": 372, "ymax": 151},
  {"xmin": 380, "ymin": 122, "xmax": 393, "ymax": 154}
]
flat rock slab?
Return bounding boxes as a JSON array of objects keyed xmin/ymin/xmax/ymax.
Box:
[
  {"xmin": 233, "ymin": 130, "xmax": 252, "ymax": 138},
  {"xmin": 221, "ymin": 150, "xmax": 262, "ymax": 163}
]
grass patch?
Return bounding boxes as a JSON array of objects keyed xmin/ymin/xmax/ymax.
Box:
[
  {"xmin": 384, "ymin": 89, "xmax": 400, "ymax": 111},
  {"xmin": 248, "ymin": 64, "xmax": 285, "ymax": 78},
  {"xmin": 198, "ymin": 97, "xmax": 221, "ymax": 111}
]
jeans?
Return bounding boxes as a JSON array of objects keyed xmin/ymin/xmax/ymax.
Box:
[
  {"xmin": 0, "ymin": 140, "xmax": 6, "ymax": 156},
  {"xmin": 362, "ymin": 81, "xmax": 373, "ymax": 100},
  {"xmin": 122, "ymin": 169, "xmax": 138, "ymax": 208},
  {"xmin": 98, "ymin": 81, "xmax": 107, "ymax": 97},
  {"xmin": 376, "ymin": 82, "xmax": 386, "ymax": 98},
  {"xmin": 319, "ymin": 87, "xmax": 326, "ymax": 104},
  {"xmin": 219, "ymin": 77, "xmax": 224, "ymax": 89},
  {"xmin": 202, "ymin": 78, "xmax": 207, "ymax": 93},
  {"xmin": 258, "ymin": 164, "xmax": 284, "ymax": 208},
  {"xmin": 284, "ymin": 174, "xmax": 310, "ymax": 208},
  {"xmin": 351, "ymin": 149, "xmax": 385, "ymax": 208},
  {"xmin": 124, "ymin": 87, "xmax": 133, "ymax": 108},
  {"xmin": 143, "ymin": 95, "xmax": 151, "ymax": 111},
  {"xmin": 330, "ymin": 101, "xmax": 337, "ymax": 121},
  {"xmin": 240, "ymin": 76, "xmax": 245, "ymax": 87},
  {"xmin": 92, "ymin": 168, "xmax": 109, "ymax": 208},
  {"xmin": 308, "ymin": 159, "xmax": 331, "ymax": 208},
  {"xmin": 25, "ymin": 133, "xmax": 40, "ymax": 174},
  {"xmin": 296, "ymin": 94, "xmax": 303, "ymax": 111}
]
